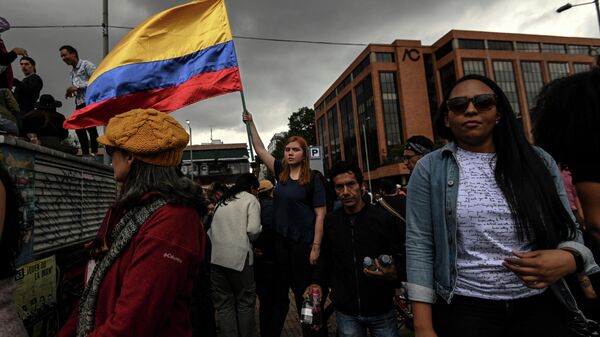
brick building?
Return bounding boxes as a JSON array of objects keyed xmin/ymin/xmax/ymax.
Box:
[{"xmin": 313, "ymin": 30, "xmax": 600, "ymax": 183}]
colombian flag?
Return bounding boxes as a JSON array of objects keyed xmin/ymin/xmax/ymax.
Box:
[{"xmin": 64, "ymin": 0, "xmax": 242, "ymax": 129}]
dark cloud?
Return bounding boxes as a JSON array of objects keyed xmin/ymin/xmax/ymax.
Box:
[{"xmin": 3, "ymin": 0, "xmax": 596, "ymax": 144}]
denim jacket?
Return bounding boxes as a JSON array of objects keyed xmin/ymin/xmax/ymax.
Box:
[{"xmin": 405, "ymin": 142, "xmax": 599, "ymax": 313}]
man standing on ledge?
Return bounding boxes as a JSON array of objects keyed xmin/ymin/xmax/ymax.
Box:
[
  {"xmin": 13, "ymin": 56, "xmax": 43, "ymax": 122},
  {"xmin": 59, "ymin": 45, "xmax": 98, "ymax": 156},
  {"xmin": 307, "ymin": 161, "xmax": 402, "ymax": 337}
]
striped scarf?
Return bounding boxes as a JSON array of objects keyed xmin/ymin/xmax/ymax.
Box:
[{"xmin": 76, "ymin": 198, "xmax": 166, "ymax": 337}]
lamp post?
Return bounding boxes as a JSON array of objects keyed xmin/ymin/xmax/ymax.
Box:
[
  {"xmin": 361, "ymin": 117, "xmax": 373, "ymax": 196},
  {"xmin": 186, "ymin": 120, "xmax": 193, "ymax": 178},
  {"xmin": 557, "ymin": 0, "xmax": 600, "ymax": 35}
]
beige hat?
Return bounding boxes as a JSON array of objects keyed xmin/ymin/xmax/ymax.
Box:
[{"xmin": 257, "ymin": 180, "xmax": 274, "ymax": 193}]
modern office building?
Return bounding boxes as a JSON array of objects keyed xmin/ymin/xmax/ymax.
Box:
[{"xmin": 313, "ymin": 30, "xmax": 599, "ymax": 182}]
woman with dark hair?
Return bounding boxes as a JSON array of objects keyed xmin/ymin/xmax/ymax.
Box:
[
  {"xmin": 243, "ymin": 112, "xmax": 327, "ymax": 337},
  {"xmin": 406, "ymin": 74, "xmax": 599, "ymax": 337},
  {"xmin": 0, "ymin": 163, "xmax": 27, "ymax": 336},
  {"xmin": 57, "ymin": 109, "xmax": 207, "ymax": 337},
  {"xmin": 533, "ymin": 68, "xmax": 600, "ymax": 249},
  {"xmin": 208, "ymin": 173, "xmax": 261, "ymax": 337}
]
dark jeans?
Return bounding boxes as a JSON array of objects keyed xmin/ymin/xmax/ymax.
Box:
[
  {"xmin": 255, "ymin": 258, "xmax": 279, "ymax": 337},
  {"xmin": 433, "ymin": 291, "xmax": 569, "ymax": 337},
  {"xmin": 74, "ymin": 103, "xmax": 98, "ymax": 155},
  {"xmin": 273, "ymin": 235, "xmax": 328, "ymax": 337},
  {"xmin": 75, "ymin": 127, "xmax": 98, "ymax": 155},
  {"xmin": 335, "ymin": 309, "xmax": 398, "ymax": 337}
]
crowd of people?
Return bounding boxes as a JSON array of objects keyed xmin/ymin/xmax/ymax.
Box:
[
  {"xmin": 0, "ymin": 13, "xmax": 599, "ymax": 337},
  {"xmin": 0, "ymin": 17, "xmax": 99, "ymax": 157}
]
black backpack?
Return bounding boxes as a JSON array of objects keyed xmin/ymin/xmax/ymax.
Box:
[{"xmin": 305, "ymin": 170, "xmax": 335, "ymax": 213}]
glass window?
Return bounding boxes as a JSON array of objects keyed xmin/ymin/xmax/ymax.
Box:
[
  {"xmin": 439, "ymin": 62, "xmax": 456, "ymax": 99},
  {"xmin": 573, "ymin": 63, "xmax": 592, "ymax": 73},
  {"xmin": 339, "ymin": 93, "xmax": 358, "ymax": 164},
  {"xmin": 435, "ymin": 40, "xmax": 454, "ymax": 60},
  {"xmin": 521, "ymin": 61, "xmax": 544, "ymax": 111},
  {"xmin": 375, "ymin": 52, "xmax": 395, "ymax": 63},
  {"xmin": 548, "ymin": 62, "xmax": 569, "ymax": 80},
  {"xmin": 567, "ymin": 45, "xmax": 590, "ymax": 55},
  {"xmin": 462, "ymin": 59, "xmax": 487, "ymax": 76},
  {"xmin": 492, "ymin": 60, "xmax": 521, "ymax": 117},
  {"xmin": 488, "ymin": 40, "xmax": 514, "ymax": 51},
  {"xmin": 379, "ymin": 72, "xmax": 403, "ymax": 164},
  {"xmin": 423, "ymin": 54, "xmax": 439, "ymax": 139},
  {"xmin": 315, "ymin": 102, "xmax": 324, "ymax": 113},
  {"xmin": 336, "ymin": 74, "xmax": 352, "ymax": 93},
  {"xmin": 327, "ymin": 106, "xmax": 341, "ymax": 163},
  {"xmin": 352, "ymin": 55, "xmax": 371, "ymax": 79},
  {"xmin": 591, "ymin": 46, "xmax": 600, "ymax": 56},
  {"xmin": 355, "ymin": 75, "xmax": 379, "ymax": 169},
  {"xmin": 516, "ymin": 42, "xmax": 540, "ymax": 52},
  {"xmin": 458, "ymin": 39, "xmax": 485, "ymax": 50},
  {"xmin": 542, "ymin": 43, "xmax": 566, "ymax": 54},
  {"xmin": 324, "ymin": 90, "xmax": 337, "ymax": 107}
]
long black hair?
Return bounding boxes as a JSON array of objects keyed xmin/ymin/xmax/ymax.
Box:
[
  {"xmin": 0, "ymin": 163, "xmax": 23, "ymax": 277},
  {"xmin": 533, "ymin": 68, "xmax": 600, "ymax": 167},
  {"xmin": 219, "ymin": 173, "xmax": 259, "ymax": 206},
  {"xmin": 116, "ymin": 156, "xmax": 207, "ymax": 217},
  {"xmin": 435, "ymin": 74, "xmax": 577, "ymax": 248}
]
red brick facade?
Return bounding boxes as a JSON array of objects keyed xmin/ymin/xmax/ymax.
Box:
[{"xmin": 314, "ymin": 30, "xmax": 600, "ymax": 182}]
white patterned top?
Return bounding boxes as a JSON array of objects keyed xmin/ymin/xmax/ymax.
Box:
[{"xmin": 453, "ymin": 147, "xmax": 544, "ymax": 300}]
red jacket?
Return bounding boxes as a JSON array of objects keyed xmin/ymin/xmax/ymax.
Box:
[{"xmin": 57, "ymin": 202, "xmax": 205, "ymax": 337}]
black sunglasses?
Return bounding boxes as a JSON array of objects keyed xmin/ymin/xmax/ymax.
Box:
[{"xmin": 446, "ymin": 94, "xmax": 497, "ymax": 113}]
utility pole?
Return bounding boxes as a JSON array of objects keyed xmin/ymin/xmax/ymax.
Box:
[{"xmin": 102, "ymin": 0, "xmax": 109, "ymax": 165}]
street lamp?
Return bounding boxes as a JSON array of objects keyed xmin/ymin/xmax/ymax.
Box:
[
  {"xmin": 556, "ymin": 0, "xmax": 600, "ymax": 35},
  {"xmin": 361, "ymin": 117, "xmax": 373, "ymax": 197},
  {"xmin": 186, "ymin": 120, "xmax": 193, "ymax": 178}
]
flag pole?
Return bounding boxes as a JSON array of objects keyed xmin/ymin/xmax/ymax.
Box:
[{"xmin": 240, "ymin": 91, "xmax": 255, "ymax": 162}]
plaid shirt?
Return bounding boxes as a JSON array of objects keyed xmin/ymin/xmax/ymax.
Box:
[{"xmin": 69, "ymin": 59, "xmax": 96, "ymax": 107}]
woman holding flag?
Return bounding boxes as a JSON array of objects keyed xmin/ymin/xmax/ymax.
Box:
[{"xmin": 244, "ymin": 112, "xmax": 327, "ymax": 337}]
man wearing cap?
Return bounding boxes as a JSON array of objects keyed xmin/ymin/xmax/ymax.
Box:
[
  {"xmin": 0, "ymin": 17, "xmax": 28, "ymax": 89},
  {"xmin": 59, "ymin": 44, "xmax": 98, "ymax": 156},
  {"xmin": 403, "ymin": 135, "xmax": 434, "ymax": 173},
  {"xmin": 13, "ymin": 56, "xmax": 43, "ymax": 120}
]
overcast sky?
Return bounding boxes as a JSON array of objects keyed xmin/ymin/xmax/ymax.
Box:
[{"xmin": 2, "ymin": 0, "xmax": 598, "ymax": 146}]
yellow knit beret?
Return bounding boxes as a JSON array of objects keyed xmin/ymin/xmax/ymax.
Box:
[{"xmin": 97, "ymin": 109, "xmax": 189, "ymax": 167}]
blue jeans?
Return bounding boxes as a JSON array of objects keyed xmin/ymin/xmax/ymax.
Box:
[{"xmin": 335, "ymin": 309, "xmax": 397, "ymax": 337}]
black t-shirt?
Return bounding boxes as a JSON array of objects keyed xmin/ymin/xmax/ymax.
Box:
[{"xmin": 272, "ymin": 160, "xmax": 325, "ymax": 243}]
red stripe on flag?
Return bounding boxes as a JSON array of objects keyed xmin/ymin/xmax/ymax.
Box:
[{"xmin": 64, "ymin": 67, "xmax": 242, "ymax": 129}]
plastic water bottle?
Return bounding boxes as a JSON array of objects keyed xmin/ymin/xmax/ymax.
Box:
[
  {"xmin": 311, "ymin": 287, "xmax": 322, "ymax": 329},
  {"xmin": 300, "ymin": 295, "xmax": 314, "ymax": 325},
  {"xmin": 363, "ymin": 256, "xmax": 378, "ymax": 271},
  {"xmin": 379, "ymin": 254, "xmax": 393, "ymax": 268}
]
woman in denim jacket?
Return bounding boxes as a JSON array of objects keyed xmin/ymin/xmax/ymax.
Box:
[{"xmin": 405, "ymin": 74, "xmax": 599, "ymax": 337}]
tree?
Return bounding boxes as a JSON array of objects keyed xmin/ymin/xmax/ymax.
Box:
[{"xmin": 287, "ymin": 107, "xmax": 316, "ymax": 146}]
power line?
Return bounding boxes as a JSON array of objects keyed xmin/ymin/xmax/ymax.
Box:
[
  {"xmin": 11, "ymin": 24, "xmax": 367, "ymax": 46},
  {"xmin": 12, "ymin": 25, "xmax": 101, "ymax": 28}
]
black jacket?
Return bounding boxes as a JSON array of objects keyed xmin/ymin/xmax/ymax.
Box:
[
  {"xmin": 314, "ymin": 203, "xmax": 402, "ymax": 316},
  {"xmin": 13, "ymin": 74, "xmax": 43, "ymax": 114}
]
